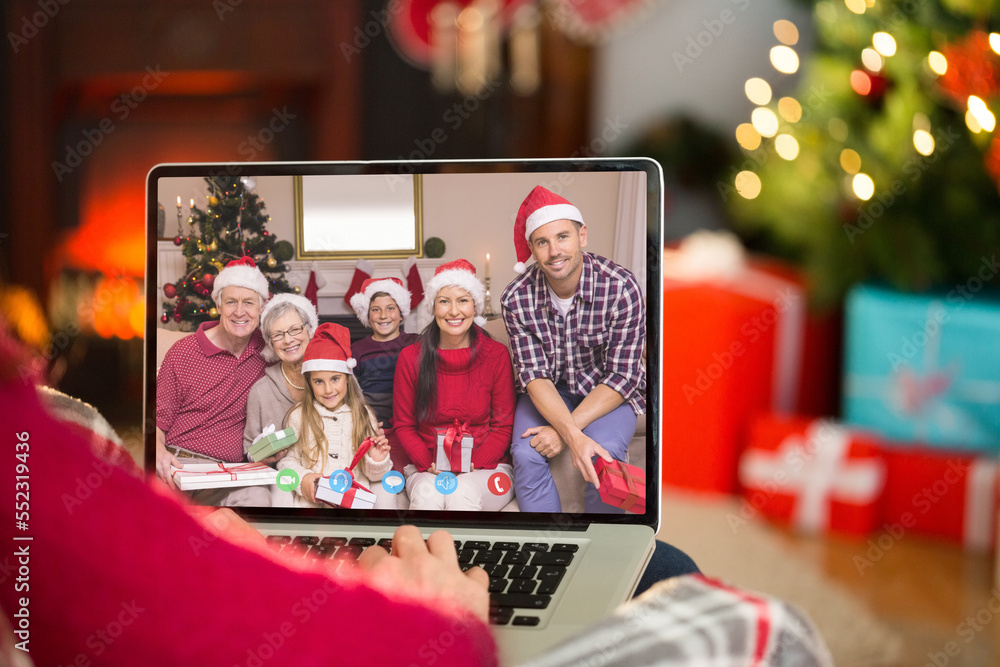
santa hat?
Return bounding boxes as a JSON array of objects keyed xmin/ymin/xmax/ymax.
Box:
[
  {"xmin": 423, "ymin": 259, "xmax": 487, "ymax": 327},
  {"xmin": 211, "ymin": 256, "xmax": 270, "ymax": 304},
  {"xmin": 301, "ymin": 323, "xmax": 357, "ymax": 375},
  {"xmin": 513, "ymin": 185, "xmax": 586, "ymax": 273},
  {"xmin": 259, "ymin": 293, "xmax": 319, "ymax": 362},
  {"xmin": 348, "ymin": 277, "xmax": 413, "ymax": 328}
]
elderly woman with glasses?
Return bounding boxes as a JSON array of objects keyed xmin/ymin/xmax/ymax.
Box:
[{"xmin": 243, "ymin": 293, "xmax": 319, "ymax": 463}]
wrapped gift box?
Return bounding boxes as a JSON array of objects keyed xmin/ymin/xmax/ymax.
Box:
[
  {"xmin": 662, "ymin": 245, "xmax": 807, "ymax": 493},
  {"xmin": 594, "ymin": 458, "xmax": 646, "ymax": 514},
  {"xmin": 171, "ymin": 462, "xmax": 277, "ymax": 491},
  {"xmin": 435, "ymin": 423, "xmax": 473, "ymax": 473},
  {"xmin": 843, "ymin": 284, "xmax": 1000, "ymax": 455},
  {"xmin": 247, "ymin": 425, "xmax": 297, "ymax": 462},
  {"xmin": 316, "ymin": 476, "xmax": 377, "ymax": 509},
  {"xmin": 739, "ymin": 416, "xmax": 886, "ymax": 537},
  {"xmin": 882, "ymin": 446, "xmax": 997, "ymax": 551}
]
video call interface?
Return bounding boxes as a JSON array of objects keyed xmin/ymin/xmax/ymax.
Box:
[{"xmin": 148, "ymin": 163, "xmax": 656, "ymax": 520}]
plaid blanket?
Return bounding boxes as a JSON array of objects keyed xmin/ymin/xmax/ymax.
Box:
[{"xmin": 521, "ymin": 574, "xmax": 833, "ymax": 667}]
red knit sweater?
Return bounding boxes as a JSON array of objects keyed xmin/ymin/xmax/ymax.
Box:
[
  {"xmin": 393, "ymin": 334, "xmax": 515, "ymax": 472},
  {"xmin": 0, "ymin": 362, "xmax": 497, "ymax": 665}
]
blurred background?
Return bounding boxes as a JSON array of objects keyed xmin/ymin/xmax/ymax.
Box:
[{"xmin": 3, "ymin": 1, "xmax": 1000, "ymax": 664}]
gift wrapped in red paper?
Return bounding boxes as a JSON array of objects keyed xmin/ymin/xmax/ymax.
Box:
[
  {"xmin": 882, "ymin": 446, "xmax": 997, "ymax": 551},
  {"xmin": 738, "ymin": 415, "xmax": 886, "ymax": 537},
  {"xmin": 594, "ymin": 458, "xmax": 646, "ymax": 514},
  {"xmin": 662, "ymin": 233, "xmax": 808, "ymax": 494},
  {"xmin": 435, "ymin": 419, "xmax": 473, "ymax": 473}
]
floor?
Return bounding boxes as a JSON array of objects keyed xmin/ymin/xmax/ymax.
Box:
[{"xmin": 764, "ymin": 519, "xmax": 998, "ymax": 666}]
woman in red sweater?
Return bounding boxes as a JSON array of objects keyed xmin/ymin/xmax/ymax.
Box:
[{"xmin": 393, "ymin": 259, "xmax": 516, "ymax": 511}]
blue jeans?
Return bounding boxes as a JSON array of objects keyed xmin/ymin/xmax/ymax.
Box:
[
  {"xmin": 634, "ymin": 540, "xmax": 701, "ymax": 596},
  {"xmin": 511, "ymin": 388, "xmax": 637, "ymax": 513}
]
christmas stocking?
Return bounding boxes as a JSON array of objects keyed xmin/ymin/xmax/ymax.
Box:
[
  {"xmin": 403, "ymin": 256, "xmax": 424, "ymax": 309},
  {"xmin": 343, "ymin": 259, "xmax": 374, "ymax": 308},
  {"xmin": 305, "ymin": 261, "xmax": 328, "ymax": 311}
]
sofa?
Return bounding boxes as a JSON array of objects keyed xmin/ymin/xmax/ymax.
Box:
[{"xmin": 154, "ymin": 320, "xmax": 646, "ymax": 514}]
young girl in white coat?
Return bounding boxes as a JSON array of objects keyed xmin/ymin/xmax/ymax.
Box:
[{"xmin": 281, "ymin": 322, "xmax": 395, "ymax": 508}]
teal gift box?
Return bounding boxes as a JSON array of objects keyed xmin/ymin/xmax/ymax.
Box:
[
  {"xmin": 843, "ymin": 283, "xmax": 1000, "ymax": 454},
  {"xmin": 248, "ymin": 425, "xmax": 297, "ymax": 462}
]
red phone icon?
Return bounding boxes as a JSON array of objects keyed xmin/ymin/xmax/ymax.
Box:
[{"xmin": 488, "ymin": 472, "xmax": 511, "ymax": 496}]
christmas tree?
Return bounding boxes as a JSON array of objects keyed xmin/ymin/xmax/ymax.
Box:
[
  {"xmin": 724, "ymin": 0, "xmax": 1000, "ymax": 306},
  {"xmin": 161, "ymin": 176, "xmax": 296, "ymax": 329}
]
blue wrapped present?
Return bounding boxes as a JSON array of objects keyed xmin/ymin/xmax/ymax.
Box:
[{"xmin": 843, "ymin": 284, "xmax": 1000, "ymax": 454}]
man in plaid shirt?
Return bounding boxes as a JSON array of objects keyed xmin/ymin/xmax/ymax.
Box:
[{"xmin": 501, "ymin": 186, "xmax": 646, "ymax": 512}]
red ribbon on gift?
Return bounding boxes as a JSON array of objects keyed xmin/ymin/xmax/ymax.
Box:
[
  {"xmin": 346, "ymin": 437, "xmax": 374, "ymax": 472},
  {"xmin": 171, "ymin": 462, "xmax": 265, "ymax": 481},
  {"xmin": 597, "ymin": 459, "xmax": 644, "ymax": 512},
  {"xmin": 442, "ymin": 419, "xmax": 471, "ymax": 472}
]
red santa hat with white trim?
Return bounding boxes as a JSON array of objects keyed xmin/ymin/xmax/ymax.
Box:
[
  {"xmin": 423, "ymin": 259, "xmax": 487, "ymax": 327},
  {"xmin": 513, "ymin": 185, "xmax": 586, "ymax": 274},
  {"xmin": 348, "ymin": 277, "xmax": 412, "ymax": 328},
  {"xmin": 211, "ymin": 256, "xmax": 270, "ymax": 303},
  {"xmin": 301, "ymin": 322, "xmax": 357, "ymax": 375}
]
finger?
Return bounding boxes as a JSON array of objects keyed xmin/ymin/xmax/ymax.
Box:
[
  {"xmin": 464, "ymin": 564, "xmax": 489, "ymax": 589},
  {"xmin": 358, "ymin": 544, "xmax": 390, "ymax": 570},
  {"xmin": 520, "ymin": 426, "xmax": 542, "ymax": 439},
  {"xmin": 595, "ymin": 444, "xmax": 612, "ymax": 462},
  {"xmin": 392, "ymin": 525, "xmax": 428, "ymax": 559},
  {"xmin": 425, "ymin": 530, "xmax": 459, "ymax": 566},
  {"xmin": 583, "ymin": 457, "xmax": 601, "ymax": 489}
]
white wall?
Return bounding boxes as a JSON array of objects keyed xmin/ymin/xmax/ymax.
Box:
[{"xmin": 592, "ymin": 0, "xmax": 814, "ymax": 146}]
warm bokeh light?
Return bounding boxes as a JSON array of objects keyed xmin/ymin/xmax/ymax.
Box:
[
  {"xmin": 873, "ymin": 32, "xmax": 897, "ymax": 57},
  {"xmin": 927, "ymin": 51, "xmax": 948, "ymax": 75},
  {"xmin": 968, "ymin": 95, "xmax": 996, "ymax": 132},
  {"xmin": 751, "ymin": 107, "xmax": 780, "ymax": 137},
  {"xmin": 853, "ymin": 173, "xmax": 875, "ymax": 200},
  {"xmin": 861, "ymin": 48, "xmax": 883, "ymax": 72},
  {"xmin": 735, "ymin": 171, "xmax": 762, "ymax": 199},
  {"xmin": 840, "ymin": 149, "xmax": 862, "ymax": 174},
  {"xmin": 770, "ymin": 46, "xmax": 800, "ymax": 74},
  {"xmin": 829, "ymin": 118, "xmax": 849, "ymax": 142},
  {"xmin": 913, "ymin": 129, "xmax": 935, "ymax": 156},
  {"xmin": 990, "ymin": 32, "xmax": 1000, "ymax": 55},
  {"xmin": 845, "ymin": 0, "xmax": 866, "ymax": 15},
  {"xmin": 966, "ymin": 109, "xmax": 984, "ymax": 133},
  {"xmin": 773, "ymin": 20, "xmax": 799, "ymax": 45},
  {"xmin": 736, "ymin": 123, "xmax": 763, "ymax": 150},
  {"xmin": 850, "ymin": 70, "xmax": 872, "ymax": 95},
  {"xmin": 775, "ymin": 134, "xmax": 800, "ymax": 160},
  {"xmin": 778, "ymin": 97, "xmax": 802, "ymax": 122},
  {"xmin": 745, "ymin": 77, "xmax": 772, "ymax": 105}
]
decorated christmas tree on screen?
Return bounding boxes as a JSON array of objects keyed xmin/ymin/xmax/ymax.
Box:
[
  {"xmin": 162, "ymin": 176, "xmax": 296, "ymax": 329},
  {"xmin": 723, "ymin": 0, "xmax": 1000, "ymax": 305}
]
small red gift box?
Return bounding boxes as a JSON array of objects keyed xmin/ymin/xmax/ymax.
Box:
[
  {"xmin": 435, "ymin": 420, "xmax": 473, "ymax": 473},
  {"xmin": 739, "ymin": 416, "xmax": 885, "ymax": 537},
  {"xmin": 315, "ymin": 438, "xmax": 378, "ymax": 510},
  {"xmin": 594, "ymin": 458, "xmax": 646, "ymax": 514},
  {"xmin": 882, "ymin": 446, "xmax": 997, "ymax": 551}
]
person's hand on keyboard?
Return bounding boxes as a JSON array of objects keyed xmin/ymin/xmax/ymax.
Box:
[{"xmin": 359, "ymin": 525, "xmax": 490, "ymax": 623}]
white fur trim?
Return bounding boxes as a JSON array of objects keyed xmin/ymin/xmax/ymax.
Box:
[
  {"xmin": 349, "ymin": 279, "xmax": 412, "ymax": 327},
  {"xmin": 262, "ymin": 293, "xmax": 319, "ymax": 331},
  {"xmin": 212, "ymin": 264, "xmax": 270, "ymax": 303},
  {"xmin": 513, "ymin": 261, "xmax": 527, "ymax": 274},
  {"xmin": 301, "ymin": 359, "xmax": 354, "ymax": 375},
  {"xmin": 423, "ymin": 269, "xmax": 485, "ymax": 317},
  {"xmin": 474, "ymin": 316, "xmax": 487, "ymax": 327},
  {"xmin": 524, "ymin": 203, "xmax": 584, "ymax": 240}
]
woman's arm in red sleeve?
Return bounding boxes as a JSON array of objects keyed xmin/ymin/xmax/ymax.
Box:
[{"xmin": 392, "ymin": 345, "xmax": 434, "ymax": 471}]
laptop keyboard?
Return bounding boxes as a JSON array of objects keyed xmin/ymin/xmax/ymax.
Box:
[{"xmin": 264, "ymin": 535, "xmax": 578, "ymax": 626}]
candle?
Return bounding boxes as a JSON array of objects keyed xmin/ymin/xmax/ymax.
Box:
[
  {"xmin": 176, "ymin": 196, "xmax": 181, "ymax": 209},
  {"xmin": 189, "ymin": 198, "xmax": 194, "ymax": 209},
  {"xmin": 485, "ymin": 252, "xmax": 490, "ymax": 279}
]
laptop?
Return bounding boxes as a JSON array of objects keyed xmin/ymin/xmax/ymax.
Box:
[{"xmin": 144, "ymin": 158, "xmax": 664, "ymax": 665}]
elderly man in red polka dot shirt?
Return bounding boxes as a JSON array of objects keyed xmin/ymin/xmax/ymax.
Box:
[{"xmin": 155, "ymin": 257, "xmax": 271, "ymax": 506}]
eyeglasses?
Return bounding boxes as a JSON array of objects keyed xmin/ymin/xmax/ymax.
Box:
[{"xmin": 269, "ymin": 325, "xmax": 304, "ymax": 342}]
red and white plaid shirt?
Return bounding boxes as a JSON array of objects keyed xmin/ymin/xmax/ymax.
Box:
[{"xmin": 500, "ymin": 253, "xmax": 646, "ymax": 415}]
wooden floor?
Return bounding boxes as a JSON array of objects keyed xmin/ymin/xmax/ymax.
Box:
[{"xmin": 772, "ymin": 524, "xmax": 1000, "ymax": 666}]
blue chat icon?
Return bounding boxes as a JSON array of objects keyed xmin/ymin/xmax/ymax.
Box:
[
  {"xmin": 328, "ymin": 470, "xmax": 354, "ymax": 494},
  {"xmin": 435, "ymin": 472, "xmax": 458, "ymax": 495},
  {"xmin": 382, "ymin": 471, "xmax": 405, "ymax": 495}
]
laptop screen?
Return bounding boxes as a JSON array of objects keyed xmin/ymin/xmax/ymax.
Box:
[{"xmin": 145, "ymin": 159, "xmax": 662, "ymax": 530}]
